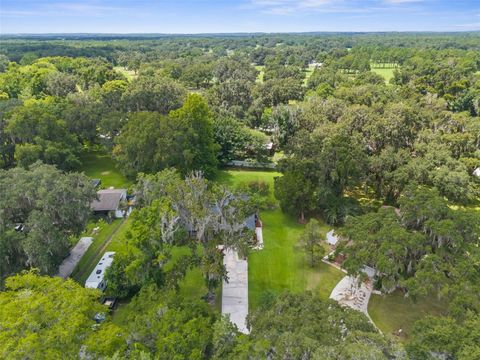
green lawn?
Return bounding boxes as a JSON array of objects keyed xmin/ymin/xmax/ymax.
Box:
[
  {"xmin": 255, "ymin": 65, "xmax": 265, "ymax": 83},
  {"xmin": 113, "ymin": 66, "xmax": 137, "ymax": 81},
  {"xmin": 71, "ymin": 218, "xmax": 124, "ymax": 284},
  {"xmin": 371, "ymin": 67, "xmax": 396, "ymax": 83},
  {"xmin": 369, "ymin": 291, "xmax": 447, "ymax": 341},
  {"xmin": 216, "ymin": 169, "xmax": 280, "ymax": 186},
  {"xmin": 249, "ymin": 208, "xmax": 344, "ymax": 308},
  {"xmin": 254, "ymin": 64, "xmax": 314, "ymax": 85},
  {"xmin": 217, "ymin": 169, "xmax": 344, "ymax": 309},
  {"xmin": 303, "ymin": 64, "xmax": 316, "ymax": 85},
  {"xmin": 79, "ymin": 151, "xmax": 132, "ymax": 189},
  {"xmin": 104, "ymin": 218, "xmax": 133, "ymax": 252}
]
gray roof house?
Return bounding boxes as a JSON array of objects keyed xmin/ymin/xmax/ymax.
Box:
[{"xmin": 91, "ymin": 189, "xmax": 127, "ymax": 218}]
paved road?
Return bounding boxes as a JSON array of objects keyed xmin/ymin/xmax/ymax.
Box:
[
  {"xmin": 57, "ymin": 237, "xmax": 93, "ymax": 279},
  {"xmin": 222, "ymin": 248, "xmax": 249, "ymax": 334}
]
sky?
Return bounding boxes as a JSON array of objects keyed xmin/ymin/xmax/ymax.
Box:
[{"xmin": 1, "ymin": 0, "xmax": 479, "ymax": 34}]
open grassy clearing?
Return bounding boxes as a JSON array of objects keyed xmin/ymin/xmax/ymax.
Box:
[
  {"xmin": 79, "ymin": 151, "xmax": 132, "ymax": 189},
  {"xmin": 370, "ymin": 62, "xmax": 399, "ymax": 83},
  {"xmin": 217, "ymin": 169, "xmax": 344, "ymax": 309},
  {"xmin": 255, "ymin": 65, "xmax": 265, "ymax": 83},
  {"xmin": 371, "ymin": 67, "xmax": 396, "ymax": 83},
  {"xmin": 369, "ymin": 291, "xmax": 447, "ymax": 341},
  {"xmin": 113, "ymin": 66, "xmax": 137, "ymax": 81},
  {"xmin": 249, "ymin": 208, "xmax": 344, "ymax": 309},
  {"xmin": 254, "ymin": 64, "xmax": 315, "ymax": 85},
  {"xmin": 303, "ymin": 64, "xmax": 316, "ymax": 85},
  {"xmin": 216, "ymin": 168, "xmax": 280, "ymax": 203}
]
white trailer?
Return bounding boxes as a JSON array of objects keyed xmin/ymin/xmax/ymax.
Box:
[{"xmin": 85, "ymin": 252, "xmax": 115, "ymax": 291}]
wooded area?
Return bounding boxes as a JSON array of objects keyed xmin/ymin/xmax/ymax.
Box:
[{"xmin": 0, "ymin": 32, "xmax": 479, "ymax": 359}]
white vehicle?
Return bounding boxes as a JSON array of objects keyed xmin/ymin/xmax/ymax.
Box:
[{"xmin": 85, "ymin": 252, "xmax": 115, "ymax": 291}]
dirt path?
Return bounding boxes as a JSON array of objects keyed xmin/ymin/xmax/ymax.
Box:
[{"xmin": 73, "ymin": 219, "xmax": 124, "ymax": 283}]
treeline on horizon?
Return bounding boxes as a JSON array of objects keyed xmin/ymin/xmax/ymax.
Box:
[{"xmin": 1, "ymin": 32, "xmax": 479, "ymax": 62}]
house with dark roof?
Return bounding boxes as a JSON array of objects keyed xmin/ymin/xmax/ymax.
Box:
[{"xmin": 91, "ymin": 189, "xmax": 127, "ymax": 218}]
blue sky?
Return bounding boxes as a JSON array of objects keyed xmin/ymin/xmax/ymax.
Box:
[{"xmin": 1, "ymin": 0, "xmax": 479, "ymax": 34}]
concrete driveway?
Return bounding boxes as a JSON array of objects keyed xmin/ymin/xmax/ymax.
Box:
[{"xmin": 222, "ymin": 247, "xmax": 249, "ymax": 334}]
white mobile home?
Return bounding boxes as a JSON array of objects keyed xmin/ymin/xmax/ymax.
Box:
[{"xmin": 85, "ymin": 252, "xmax": 115, "ymax": 291}]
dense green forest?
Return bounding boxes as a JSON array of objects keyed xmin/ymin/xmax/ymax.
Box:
[{"xmin": 0, "ymin": 33, "xmax": 479, "ymax": 359}]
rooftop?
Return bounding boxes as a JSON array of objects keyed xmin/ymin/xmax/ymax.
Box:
[
  {"xmin": 85, "ymin": 251, "xmax": 115, "ymax": 288},
  {"xmin": 91, "ymin": 189, "xmax": 127, "ymax": 212}
]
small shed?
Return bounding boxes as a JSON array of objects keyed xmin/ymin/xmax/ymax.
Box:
[
  {"xmin": 473, "ymin": 167, "xmax": 480, "ymax": 178},
  {"xmin": 85, "ymin": 252, "xmax": 115, "ymax": 291},
  {"xmin": 326, "ymin": 230, "xmax": 339, "ymax": 246}
]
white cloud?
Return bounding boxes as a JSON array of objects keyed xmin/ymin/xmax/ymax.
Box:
[
  {"xmin": 54, "ymin": 2, "xmax": 122, "ymax": 14},
  {"xmin": 247, "ymin": 0, "xmax": 426, "ymax": 15},
  {"xmin": 248, "ymin": 0, "xmax": 337, "ymax": 14},
  {"xmin": 1, "ymin": 1, "xmax": 131, "ymax": 18},
  {"xmin": 383, "ymin": 0, "xmax": 422, "ymax": 3},
  {"xmin": 454, "ymin": 22, "xmax": 480, "ymax": 29}
]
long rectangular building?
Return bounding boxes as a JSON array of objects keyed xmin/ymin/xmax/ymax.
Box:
[{"xmin": 85, "ymin": 252, "xmax": 115, "ymax": 291}]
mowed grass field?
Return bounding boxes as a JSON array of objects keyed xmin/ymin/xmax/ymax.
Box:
[
  {"xmin": 371, "ymin": 67, "xmax": 396, "ymax": 83},
  {"xmin": 79, "ymin": 151, "xmax": 132, "ymax": 189},
  {"xmin": 217, "ymin": 169, "xmax": 344, "ymax": 309},
  {"xmin": 370, "ymin": 63, "xmax": 399, "ymax": 83},
  {"xmin": 303, "ymin": 64, "xmax": 316, "ymax": 85},
  {"xmin": 113, "ymin": 66, "xmax": 137, "ymax": 81},
  {"xmin": 248, "ymin": 208, "xmax": 344, "ymax": 308},
  {"xmin": 369, "ymin": 291, "xmax": 447, "ymax": 341}
]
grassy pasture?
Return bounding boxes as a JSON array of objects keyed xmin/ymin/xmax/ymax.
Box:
[
  {"xmin": 113, "ymin": 66, "xmax": 137, "ymax": 81},
  {"xmin": 79, "ymin": 151, "xmax": 131, "ymax": 189},
  {"xmin": 371, "ymin": 67, "xmax": 396, "ymax": 83},
  {"xmin": 217, "ymin": 170, "xmax": 344, "ymax": 309},
  {"xmin": 369, "ymin": 291, "xmax": 447, "ymax": 341},
  {"xmin": 370, "ymin": 62, "xmax": 399, "ymax": 83}
]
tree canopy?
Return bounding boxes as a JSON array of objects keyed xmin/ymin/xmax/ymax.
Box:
[{"xmin": 0, "ymin": 163, "xmax": 95, "ymax": 280}]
